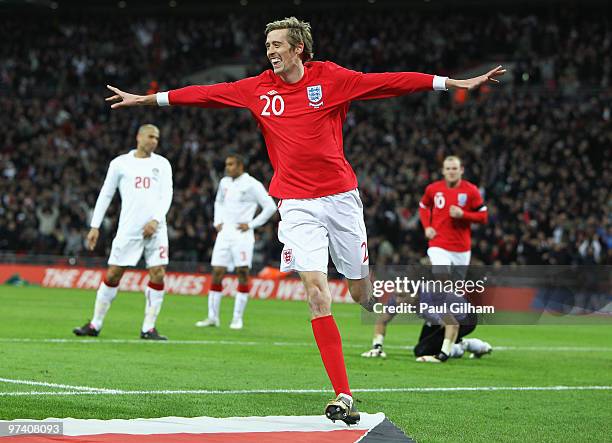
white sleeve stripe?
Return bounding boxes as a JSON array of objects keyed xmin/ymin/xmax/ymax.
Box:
[
  {"xmin": 433, "ymin": 76, "xmax": 448, "ymax": 91},
  {"xmin": 419, "ymin": 202, "xmax": 429, "ymax": 209},
  {"xmin": 156, "ymin": 92, "xmax": 170, "ymax": 107}
]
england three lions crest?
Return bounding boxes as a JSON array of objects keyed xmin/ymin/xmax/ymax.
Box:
[
  {"xmin": 306, "ymin": 85, "xmax": 324, "ymax": 108},
  {"xmin": 458, "ymin": 193, "xmax": 468, "ymax": 207}
]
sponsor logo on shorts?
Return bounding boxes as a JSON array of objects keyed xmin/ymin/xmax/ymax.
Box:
[{"xmin": 283, "ymin": 248, "xmax": 293, "ymax": 264}]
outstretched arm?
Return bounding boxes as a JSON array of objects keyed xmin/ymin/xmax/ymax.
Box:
[
  {"xmin": 106, "ymin": 86, "xmax": 157, "ymax": 109},
  {"xmin": 445, "ymin": 65, "xmax": 506, "ymax": 90},
  {"xmin": 106, "ymin": 80, "xmax": 250, "ymax": 110},
  {"xmin": 333, "ymin": 63, "xmax": 505, "ymax": 102}
]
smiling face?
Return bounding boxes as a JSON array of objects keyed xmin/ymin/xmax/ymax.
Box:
[{"xmin": 265, "ymin": 29, "xmax": 304, "ymax": 80}]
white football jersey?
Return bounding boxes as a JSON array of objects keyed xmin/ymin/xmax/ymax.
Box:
[
  {"xmin": 214, "ymin": 173, "xmax": 276, "ymax": 237},
  {"xmin": 90, "ymin": 150, "xmax": 173, "ymax": 239}
]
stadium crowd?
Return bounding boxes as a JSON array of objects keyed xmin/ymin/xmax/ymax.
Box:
[{"xmin": 1, "ymin": 6, "xmax": 610, "ymax": 268}]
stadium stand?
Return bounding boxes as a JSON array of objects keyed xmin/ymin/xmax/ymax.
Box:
[{"xmin": 0, "ymin": 6, "xmax": 610, "ymax": 267}]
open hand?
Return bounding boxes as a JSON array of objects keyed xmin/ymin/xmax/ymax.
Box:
[
  {"xmin": 106, "ymin": 85, "xmax": 146, "ymax": 109},
  {"xmin": 448, "ymin": 65, "xmax": 506, "ymax": 90}
]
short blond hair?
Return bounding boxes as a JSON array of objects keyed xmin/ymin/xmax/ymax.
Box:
[
  {"xmin": 137, "ymin": 123, "xmax": 159, "ymax": 135},
  {"xmin": 265, "ymin": 17, "xmax": 314, "ymax": 62},
  {"xmin": 443, "ymin": 155, "xmax": 462, "ymax": 166}
]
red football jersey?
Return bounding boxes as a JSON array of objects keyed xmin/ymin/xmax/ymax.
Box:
[
  {"xmin": 419, "ymin": 179, "xmax": 487, "ymax": 252},
  {"xmin": 165, "ymin": 61, "xmax": 436, "ymax": 199}
]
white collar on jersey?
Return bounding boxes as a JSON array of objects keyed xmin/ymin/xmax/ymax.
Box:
[{"xmin": 229, "ymin": 172, "xmax": 249, "ymax": 182}]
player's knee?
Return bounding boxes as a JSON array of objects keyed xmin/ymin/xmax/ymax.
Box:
[
  {"xmin": 148, "ymin": 266, "xmax": 165, "ymax": 283},
  {"xmin": 236, "ymin": 267, "xmax": 249, "ymax": 283},
  {"xmin": 304, "ymin": 284, "xmax": 331, "ymax": 316},
  {"xmin": 106, "ymin": 267, "xmax": 124, "ymax": 284},
  {"xmin": 211, "ymin": 267, "xmax": 225, "ymax": 284}
]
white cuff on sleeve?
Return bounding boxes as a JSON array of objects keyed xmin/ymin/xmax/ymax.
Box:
[
  {"xmin": 433, "ymin": 76, "xmax": 448, "ymax": 91},
  {"xmin": 156, "ymin": 92, "xmax": 170, "ymax": 107}
]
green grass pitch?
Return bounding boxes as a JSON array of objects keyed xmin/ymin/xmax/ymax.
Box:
[{"xmin": 0, "ymin": 286, "xmax": 611, "ymax": 442}]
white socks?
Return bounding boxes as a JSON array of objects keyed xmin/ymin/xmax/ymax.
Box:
[
  {"xmin": 441, "ymin": 338, "xmax": 453, "ymax": 356},
  {"xmin": 209, "ymin": 284, "xmax": 250, "ymax": 323},
  {"xmin": 372, "ymin": 334, "xmax": 384, "ymax": 347},
  {"xmin": 142, "ymin": 283, "xmax": 165, "ymax": 333},
  {"xmin": 91, "ymin": 281, "xmax": 118, "ymax": 330},
  {"xmin": 232, "ymin": 292, "xmax": 249, "ymax": 321},
  {"xmin": 208, "ymin": 290, "xmax": 222, "ymax": 321}
]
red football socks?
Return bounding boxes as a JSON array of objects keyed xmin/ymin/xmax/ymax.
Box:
[{"xmin": 311, "ymin": 315, "xmax": 352, "ymax": 397}]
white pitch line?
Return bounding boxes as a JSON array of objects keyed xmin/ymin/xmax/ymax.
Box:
[
  {"xmin": 0, "ymin": 338, "xmax": 610, "ymax": 352},
  {"xmin": 0, "ymin": 377, "xmax": 117, "ymax": 393},
  {"xmin": 0, "ymin": 338, "xmax": 263, "ymax": 346},
  {"xmin": 1, "ymin": 385, "xmax": 611, "ymax": 397}
]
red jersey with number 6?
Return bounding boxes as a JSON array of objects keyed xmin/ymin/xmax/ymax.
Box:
[
  {"xmin": 164, "ymin": 61, "xmax": 437, "ymax": 199},
  {"xmin": 419, "ymin": 179, "xmax": 488, "ymax": 252}
]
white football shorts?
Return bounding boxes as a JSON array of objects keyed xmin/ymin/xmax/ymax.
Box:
[
  {"xmin": 427, "ymin": 246, "xmax": 471, "ymax": 278},
  {"xmin": 210, "ymin": 228, "xmax": 255, "ymax": 270},
  {"xmin": 277, "ymin": 189, "xmax": 369, "ymax": 279},
  {"xmin": 108, "ymin": 224, "xmax": 169, "ymax": 268}
]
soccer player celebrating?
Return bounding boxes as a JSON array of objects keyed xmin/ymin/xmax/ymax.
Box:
[
  {"xmin": 362, "ymin": 156, "xmax": 492, "ymax": 360},
  {"xmin": 73, "ymin": 124, "xmax": 173, "ymax": 340},
  {"xmin": 105, "ymin": 18, "xmax": 504, "ymax": 424},
  {"xmin": 196, "ymin": 154, "xmax": 276, "ymax": 330}
]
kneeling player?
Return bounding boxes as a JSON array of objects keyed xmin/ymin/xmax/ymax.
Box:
[
  {"xmin": 73, "ymin": 124, "xmax": 173, "ymax": 340},
  {"xmin": 362, "ymin": 293, "xmax": 491, "ymax": 361},
  {"xmin": 413, "ymin": 293, "xmax": 491, "ymax": 363}
]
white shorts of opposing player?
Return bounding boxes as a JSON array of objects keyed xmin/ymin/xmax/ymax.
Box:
[
  {"xmin": 91, "ymin": 226, "xmax": 169, "ymax": 334},
  {"xmin": 211, "ymin": 227, "xmax": 255, "ymax": 270},
  {"xmin": 108, "ymin": 225, "xmax": 169, "ymax": 268},
  {"xmin": 277, "ymin": 189, "xmax": 369, "ymax": 279},
  {"xmin": 200, "ymin": 228, "xmax": 254, "ymax": 329}
]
